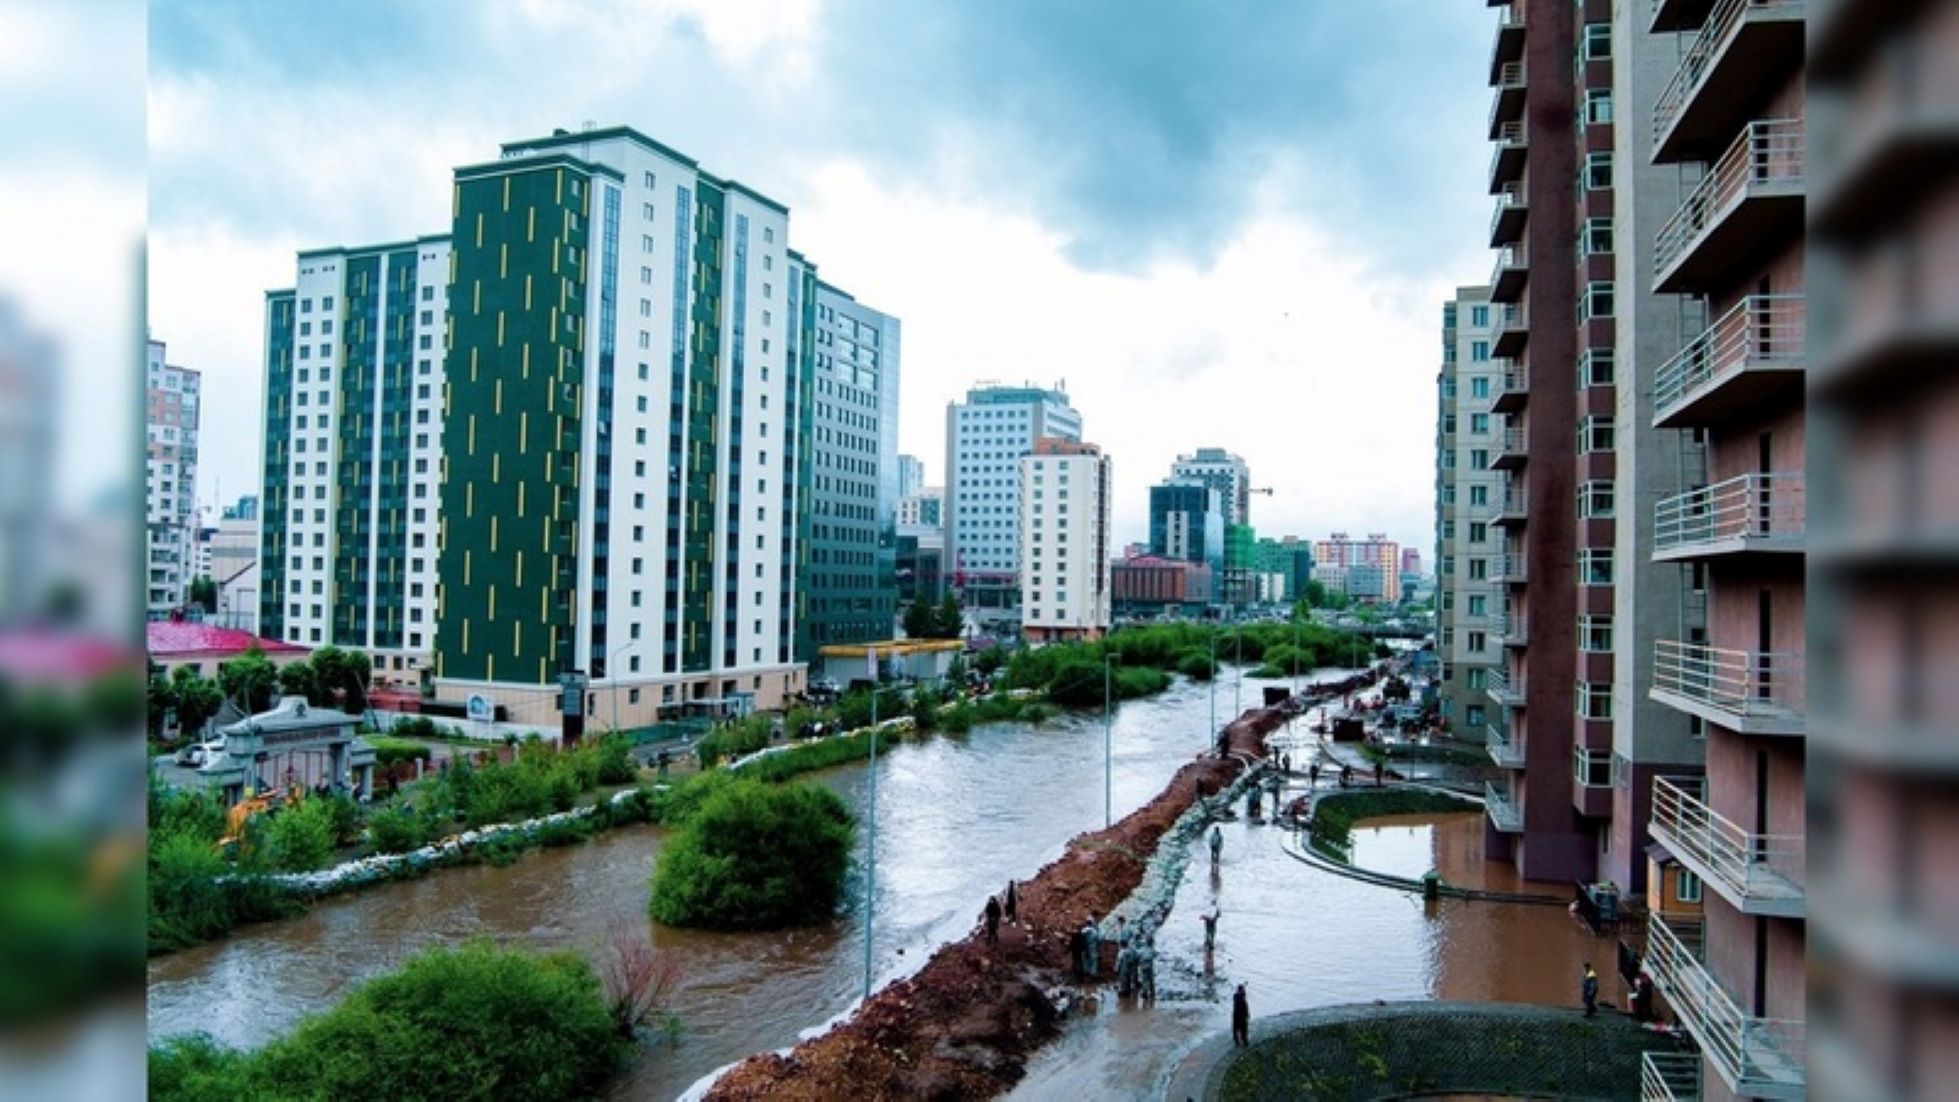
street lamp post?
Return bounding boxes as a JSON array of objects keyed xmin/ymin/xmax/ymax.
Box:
[
  {"xmin": 1208, "ymin": 627, "xmax": 1218, "ymax": 749},
  {"xmin": 607, "ymin": 641, "xmax": 638, "ymax": 736},
  {"xmin": 863, "ymin": 645, "xmax": 880, "ymax": 1002},
  {"xmin": 1103, "ymin": 652, "xmax": 1114, "ymax": 828},
  {"xmin": 1233, "ymin": 628, "xmax": 1243, "ymax": 721}
]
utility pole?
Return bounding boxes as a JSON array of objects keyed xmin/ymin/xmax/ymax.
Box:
[
  {"xmin": 863, "ymin": 645, "xmax": 879, "ymax": 1002},
  {"xmin": 1103, "ymin": 653, "xmax": 1114, "ymax": 827}
]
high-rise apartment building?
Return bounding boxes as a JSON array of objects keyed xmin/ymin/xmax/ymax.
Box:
[
  {"xmin": 1434, "ymin": 287, "xmax": 1503, "ymax": 744},
  {"xmin": 897, "ymin": 487, "xmax": 942, "ymax": 528},
  {"xmin": 1624, "ymin": 2, "xmax": 1808, "ymax": 1097},
  {"xmin": 1018, "ymin": 438, "xmax": 1111, "ymax": 643},
  {"xmin": 1478, "ymin": 0, "xmax": 1590, "ymax": 882},
  {"xmin": 433, "ymin": 126, "xmax": 808, "ymax": 722},
  {"xmin": 804, "ymin": 280, "xmax": 901, "ymax": 651},
  {"xmin": 1170, "ymin": 447, "xmax": 1252, "ymax": 527},
  {"xmin": 1806, "ymin": 5, "xmax": 1959, "ymax": 1097},
  {"xmin": 147, "ymin": 338, "xmax": 201, "ymax": 616},
  {"xmin": 943, "ymin": 382, "xmax": 1082, "ymax": 620},
  {"xmin": 1147, "ymin": 479, "xmax": 1223, "ymax": 571},
  {"xmin": 259, "ymin": 238, "xmax": 450, "ymax": 685},
  {"xmin": 1312, "ymin": 531, "xmax": 1402, "ymax": 603}
]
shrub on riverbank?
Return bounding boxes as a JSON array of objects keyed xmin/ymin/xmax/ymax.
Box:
[
  {"xmin": 649, "ymin": 778, "xmax": 854, "ymax": 930},
  {"xmin": 149, "ymin": 941, "xmax": 623, "ymax": 1102},
  {"xmin": 425, "ymin": 735, "xmax": 640, "ymax": 828},
  {"xmin": 1308, "ymin": 789, "xmax": 1477, "ymax": 853}
]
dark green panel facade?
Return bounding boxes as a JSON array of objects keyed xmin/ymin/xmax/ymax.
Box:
[
  {"xmin": 785, "ymin": 255, "xmax": 818, "ymax": 662},
  {"xmin": 259, "ymin": 292, "xmax": 295, "ymax": 641},
  {"xmin": 437, "ymin": 159, "xmax": 592, "ymax": 685},
  {"xmin": 332, "ymin": 254, "xmax": 382, "ymax": 647},
  {"xmin": 681, "ymin": 183, "xmax": 723, "ymax": 673}
]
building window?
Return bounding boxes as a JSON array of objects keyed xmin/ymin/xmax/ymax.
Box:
[
  {"xmin": 1469, "ymin": 305, "xmax": 1490, "ymax": 327},
  {"xmin": 1466, "ymin": 704, "xmax": 1486, "ymax": 726},
  {"xmin": 1470, "ymin": 449, "xmax": 1490, "ymax": 470},
  {"xmin": 1578, "ymin": 481, "xmax": 1615, "ymax": 518},
  {"xmin": 1579, "ymin": 416, "xmax": 1614, "ymax": 452},
  {"xmin": 1579, "ymin": 282, "xmax": 1615, "ymax": 321},
  {"xmin": 1579, "ymin": 349, "xmax": 1615, "ymax": 388},
  {"xmin": 1470, "ymin": 340, "xmax": 1491, "ymax": 362},
  {"xmin": 1579, "ymin": 549, "xmax": 1614, "ymax": 586},
  {"xmin": 1469, "ymin": 485, "xmax": 1488, "ymax": 507},
  {"xmin": 1468, "ymin": 558, "xmax": 1488, "ymax": 581},
  {"xmin": 1581, "ymin": 219, "xmax": 1613, "ymax": 256},
  {"xmin": 1577, "ymin": 682, "xmax": 1613, "ymax": 719},
  {"xmin": 1468, "ymin": 594, "xmax": 1487, "ymax": 617},
  {"xmin": 1579, "ymin": 615, "xmax": 1613, "ymax": 652},
  {"xmin": 1584, "ymin": 89, "xmax": 1613, "ymax": 126},
  {"xmin": 1467, "ymin": 630, "xmax": 1487, "ymax": 652},
  {"xmin": 1676, "ymin": 869, "xmax": 1703, "ymax": 904},
  {"xmin": 1582, "ymin": 23, "xmax": 1611, "ymax": 59},
  {"xmin": 1470, "ymin": 412, "xmax": 1490, "ymax": 434},
  {"xmin": 1470, "ymin": 376, "xmax": 1491, "ymax": 399},
  {"xmin": 1584, "ymin": 152, "xmax": 1613, "ymax": 190},
  {"xmin": 1469, "ymin": 522, "xmax": 1488, "ymax": 543}
]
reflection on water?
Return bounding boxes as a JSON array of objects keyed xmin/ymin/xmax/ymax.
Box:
[{"xmin": 149, "ymin": 668, "xmax": 1343, "ymax": 1100}]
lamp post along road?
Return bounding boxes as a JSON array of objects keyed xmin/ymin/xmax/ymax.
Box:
[
  {"xmin": 863, "ymin": 645, "xmax": 879, "ymax": 1001},
  {"xmin": 607, "ymin": 641, "xmax": 639, "ymax": 736},
  {"xmin": 1103, "ymin": 653, "xmax": 1114, "ymax": 828}
]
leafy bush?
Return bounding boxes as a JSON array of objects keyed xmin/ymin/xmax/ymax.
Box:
[
  {"xmin": 693, "ymin": 715, "xmax": 773, "ymax": 767},
  {"xmin": 147, "ymin": 830, "xmax": 299, "ymax": 953},
  {"xmin": 365, "ymin": 806, "xmax": 431, "ymax": 855},
  {"xmin": 265, "ymin": 798, "xmax": 337, "ymax": 872},
  {"xmin": 1177, "ymin": 650, "xmax": 1217, "ymax": 680},
  {"xmin": 649, "ymin": 778, "xmax": 854, "ymax": 929},
  {"xmin": 149, "ymin": 941, "xmax": 623, "ymax": 1102},
  {"xmin": 368, "ymin": 736, "xmax": 434, "ymax": 768}
]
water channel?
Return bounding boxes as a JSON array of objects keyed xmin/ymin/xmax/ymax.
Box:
[{"xmin": 147, "ymin": 665, "xmax": 1618, "ymax": 1100}]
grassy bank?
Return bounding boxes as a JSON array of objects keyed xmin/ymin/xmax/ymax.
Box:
[{"xmin": 1307, "ymin": 788, "xmax": 1478, "ymax": 855}]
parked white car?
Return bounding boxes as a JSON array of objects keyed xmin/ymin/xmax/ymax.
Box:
[{"xmin": 174, "ymin": 739, "xmax": 225, "ymax": 767}]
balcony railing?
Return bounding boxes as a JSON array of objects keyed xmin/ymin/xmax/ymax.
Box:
[
  {"xmin": 1651, "ymin": 775, "xmax": 1804, "ymax": 915},
  {"xmin": 1653, "ymin": 640, "xmax": 1805, "ymax": 732},
  {"xmin": 1501, "ymin": 614, "xmax": 1529, "ymax": 646},
  {"xmin": 1645, "ymin": 913, "xmax": 1806, "ymax": 1098},
  {"xmin": 1496, "ymin": 485, "xmax": 1528, "ymax": 525},
  {"xmin": 1490, "ymin": 120, "xmax": 1528, "ymax": 189},
  {"xmin": 1654, "ymin": 294, "xmax": 1806, "ymax": 427},
  {"xmin": 1490, "ymin": 182, "xmax": 1528, "ymax": 245},
  {"xmin": 1493, "ymin": 426, "xmax": 1527, "ymax": 471},
  {"xmin": 1655, "ymin": 119, "xmax": 1804, "ymax": 284},
  {"xmin": 1487, "ymin": 668, "xmax": 1525, "ymax": 709},
  {"xmin": 1640, "ymin": 1051, "xmax": 1703, "ymax": 1102},
  {"xmin": 1486, "ymin": 721, "xmax": 1524, "ymax": 767},
  {"xmin": 1485, "ymin": 781, "xmax": 1523, "ymax": 832},
  {"xmin": 1489, "ymin": 60, "xmax": 1527, "ymax": 136},
  {"xmin": 1491, "ymin": 244, "xmax": 1529, "ymax": 302},
  {"xmin": 1653, "ymin": 472, "xmax": 1805, "ymax": 557},
  {"xmin": 1653, "ymin": 0, "xmax": 1807, "ymax": 149},
  {"xmin": 1498, "ymin": 552, "xmax": 1527, "ymax": 583}
]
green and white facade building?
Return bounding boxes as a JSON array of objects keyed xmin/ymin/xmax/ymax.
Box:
[
  {"xmin": 431, "ymin": 127, "xmax": 808, "ymax": 725},
  {"xmin": 259, "ymin": 237, "xmax": 451, "ymax": 686}
]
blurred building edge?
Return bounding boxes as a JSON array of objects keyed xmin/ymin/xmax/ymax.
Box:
[
  {"xmin": 1808, "ymin": 1, "xmax": 1959, "ymax": 1099},
  {"xmin": 0, "ymin": 300, "xmax": 60, "ymax": 626}
]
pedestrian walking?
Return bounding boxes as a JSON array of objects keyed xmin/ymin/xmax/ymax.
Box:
[
  {"xmin": 1068, "ymin": 925, "xmax": 1088, "ymax": 979},
  {"xmin": 1209, "ymin": 824, "xmax": 1224, "ymax": 867},
  {"xmin": 1231, "ymin": 983, "xmax": 1250, "ymax": 1047},
  {"xmin": 1200, "ymin": 908, "xmax": 1219, "ymax": 952},
  {"xmin": 984, "ymin": 895, "xmax": 1002, "ymax": 945},
  {"xmin": 1375, "ymin": 760, "xmax": 1386, "ymax": 786},
  {"xmin": 1137, "ymin": 940, "xmax": 1157, "ymax": 1004},
  {"xmin": 1004, "ymin": 879, "xmax": 1018, "ymax": 924},
  {"xmin": 1309, "ymin": 761, "xmax": 1321, "ymax": 787},
  {"xmin": 1082, "ymin": 916, "xmax": 1102, "ymax": 977},
  {"xmin": 1582, "ymin": 962, "xmax": 1600, "ymax": 1018},
  {"xmin": 1281, "ymin": 752, "xmax": 1291, "ymax": 774}
]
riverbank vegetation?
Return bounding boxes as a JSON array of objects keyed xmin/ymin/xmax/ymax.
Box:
[
  {"xmin": 649, "ymin": 777, "xmax": 854, "ymax": 929},
  {"xmin": 149, "ymin": 941, "xmax": 626, "ymax": 1102}
]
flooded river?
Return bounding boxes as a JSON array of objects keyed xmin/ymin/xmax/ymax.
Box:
[{"xmin": 148, "ymin": 665, "xmax": 1617, "ymax": 1100}]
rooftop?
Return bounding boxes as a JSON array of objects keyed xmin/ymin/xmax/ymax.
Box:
[{"xmin": 147, "ymin": 621, "xmax": 310, "ymax": 659}]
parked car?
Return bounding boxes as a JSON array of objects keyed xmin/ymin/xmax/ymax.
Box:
[{"xmin": 174, "ymin": 739, "xmax": 225, "ymax": 767}]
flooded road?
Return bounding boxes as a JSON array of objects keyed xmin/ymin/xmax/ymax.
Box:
[
  {"xmin": 1007, "ymin": 809, "xmax": 1621, "ymax": 1100},
  {"xmin": 148, "ymin": 667, "xmax": 1340, "ymax": 1100}
]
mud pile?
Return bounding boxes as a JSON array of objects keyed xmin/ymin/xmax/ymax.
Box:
[{"xmin": 705, "ymin": 672, "xmax": 1377, "ymax": 1101}]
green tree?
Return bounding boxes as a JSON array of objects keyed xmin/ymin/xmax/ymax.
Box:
[
  {"xmin": 901, "ymin": 596, "xmax": 936, "ymax": 639},
  {"xmin": 147, "ymin": 660, "xmax": 174, "ymax": 739},
  {"xmin": 187, "ymin": 576, "xmax": 218, "ymax": 614},
  {"xmin": 931, "ymin": 593, "xmax": 965, "ymax": 638},
  {"xmin": 309, "ymin": 646, "xmax": 372, "ymax": 711},
  {"xmin": 216, "ymin": 647, "xmax": 280, "ymax": 714},
  {"xmin": 277, "ymin": 658, "xmax": 319, "ymax": 704},
  {"xmin": 650, "ymin": 778, "xmax": 854, "ymax": 929},
  {"xmin": 168, "ymin": 666, "xmax": 224, "ymax": 739}
]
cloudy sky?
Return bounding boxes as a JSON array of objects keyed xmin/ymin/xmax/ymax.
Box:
[{"xmin": 151, "ymin": 0, "xmax": 1495, "ymax": 555}]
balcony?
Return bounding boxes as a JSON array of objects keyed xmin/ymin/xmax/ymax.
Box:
[
  {"xmin": 1486, "ymin": 721, "xmax": 1524, "ymax": 768},
  {"xmin": 1653, "ymin": 472, "xmax": 1805, "ymax": 561},
  {"xmin": 1640, "ymin": 1051, "xmax": 1703, "ymax": 1102},
  {"xmin": 1498, "ymin": 551, "xmax": 1528, "ymax": 584},
  {"xmin": 1487, "ymin": 668, "xmax": 1525, "ymax": 710},
  {"xmin": 1652, "ymin": 640, "xmax": 1806, "ymax": 736},
  {"xmin": 1489, "ymin": 182, "xmax": 1528, "ymax": 246},
  {"xmin": 1492, "ymin": 360, "xmax": 1529, "ymax": 412},
  {"xmin": 1488, "ymin": 1, "xmax": 1525, "ymax": 84},
  {"xmin": 1655, "ymin": 120, "xmax": 1805, "ymax": 294},
  {"xmin": 1492, "ymin": 302, "xmax": 1528, "ymax": 357},
  {"xmin": 1485, "ymin": 781, "xmax": 1523, "ymax": 833},
  {"xmin": 1650, "ymin": 775, "xmax": 1805, "ymax": 916},
  {"xmin": 1490, "ymin": 244, "xmax": 1528, "ymax": 304},
  {"xmin": 1652, "ymin": 0, "xmax": 1808, "ymax": 164},
  {"xmin": 1489, "ymin": 120, "xmax": 1528, "ymax": 193},
  {"xmin": 1653, "ymin": 295, "xmax": 1806, "ymax": 429},
  {"xmin": 1488, "ymin": 60, "xmax": 1526, "ymax": 138},
  {"xmin": 1501, "ymin": 614, "xmax": 1529, "ymax": 648},
  {"xmin": 1492, "ymin": 425, "xmax": 1527, "ymax": 470},
  {"xmin": 1649, "ymin": 0, "xmax": 1718, "ymax": 32},
  {"xmin": 1494, "ymin": 485, "xmax": 1528, "ymax": 528},
  {"xmin": 1644, "ymin": 913, "xmax": 1806, "ymax": 1099}
]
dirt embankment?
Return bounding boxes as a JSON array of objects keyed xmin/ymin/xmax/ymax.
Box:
[{"xmin": 704, "ymin": 670, "xmax": 1380, "ymax": 1102}]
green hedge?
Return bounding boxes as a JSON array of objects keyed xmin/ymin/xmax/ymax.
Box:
[
  {"xmin": 1308, "ymin": 789, "xmax": 1477, "ymax": 853},
  {"xmin": 149, "ymin": 941, "xmax": 623, "ymax": 1102}
]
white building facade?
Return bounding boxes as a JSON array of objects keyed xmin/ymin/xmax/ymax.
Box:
[
  {"xmin": 1018, "ymin": 439, "xmax": 1111, "ymax": 643},
  {"xmin": 147, "ymin": 339, "xmax": 201, "ymax": 616},
  {"xmin": 1169, "ymin": 447, "xmax": 1251, "ymax": 528},
  {"xmin": 943, "ymin": 382, "xmax": 1081, "ymax": 620}
]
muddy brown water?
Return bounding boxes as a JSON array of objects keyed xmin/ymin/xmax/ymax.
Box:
[{"xmin": 149, "ymin": 668, "xmax": 1354, "ymax": 1100}]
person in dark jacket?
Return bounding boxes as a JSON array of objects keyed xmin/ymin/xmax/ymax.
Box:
[
  {"xmin": 1004, "ymin": 879, "xmax": 1018, "ymax": 923},
  {"xmin": 983, "ymin": 895, "xmax": 1002, "ymax": 944},
  {"xmin": 1231, "ymin": 984, "xmax": 1251, "ymax": 1046},
  {"xmin": 1582, "ymin": 962, "xmax": 1600, "ymax": 1017}
]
